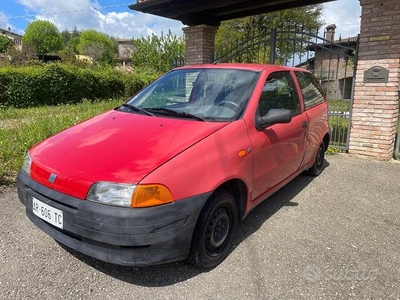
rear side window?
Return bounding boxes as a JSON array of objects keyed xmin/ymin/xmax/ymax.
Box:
[
  {"xmin": 258, "ymin": 71, "xmax": 301, "ymax": 116},
  {"xmin": 295, "ymin": 72, "xmax": 325, "ymax": 110}
]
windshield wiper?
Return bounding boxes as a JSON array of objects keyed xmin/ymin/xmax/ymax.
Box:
[
  {"xmin": 144, "ymin": 107, "xmax": 205, "ymax": 121},
  {"xmin": 119, "ymin": 103, "xmax": 154, "ymax": 116}
]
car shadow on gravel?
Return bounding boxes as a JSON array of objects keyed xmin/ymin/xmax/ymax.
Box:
[{"xmin": 59, "ymin": 160, "xmax": 329, "ymax": 287}]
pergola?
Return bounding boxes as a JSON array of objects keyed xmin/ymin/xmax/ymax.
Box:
[{"xmin": 129, "ymin": 0, "xmax": 335, "ymax": 26}]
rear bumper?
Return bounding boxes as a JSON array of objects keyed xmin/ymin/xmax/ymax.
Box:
[{"xmin": 17, "ymin": 170, "xmax": 209, "ymax": 266}]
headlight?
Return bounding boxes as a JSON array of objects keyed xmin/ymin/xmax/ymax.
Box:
[
  {"xmin": 86, "ymin": 182, "xmax": 173, "ymax": 208},
  {"xmin": 22, "ymin": 153, "xmax": 32, "ymax": 176},
  {"xmin": 87, "ymin": 182, "xmax": 136, "ymax": 207}
]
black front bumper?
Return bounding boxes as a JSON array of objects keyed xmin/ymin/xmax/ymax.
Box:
[{"xmin": 17, "ymin": 170, "xmax": 210, "ymax": 266}]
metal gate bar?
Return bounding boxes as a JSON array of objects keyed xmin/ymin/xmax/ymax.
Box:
[{"xmin": 213, "ymin": 25, "xmax": 359, "ymax": 151}]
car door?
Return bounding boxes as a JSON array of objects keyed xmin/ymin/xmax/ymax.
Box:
[
  {"xmin": 249, "ymin": 71, "xmax": 308, "ymax": 200},
  {"xmin": 295, "ymin": 71, "xmax": 329, "ymax": 169}
]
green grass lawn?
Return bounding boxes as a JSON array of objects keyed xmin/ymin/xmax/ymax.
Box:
[
  {"xmin": 327, "ymin": 99, "xmax": 351, "ymax": 112},
  {"xmin": 0, "ymin": 99, "xmax": 122, "ymax": 185},
  {"xmin": 327, "ymin": 99, "xmax": 351, "ymax": 150}
]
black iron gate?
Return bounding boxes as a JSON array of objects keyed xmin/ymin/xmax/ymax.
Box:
[
  {"xmin": 213, "ymin": 26, "xmax": 359, "ymax": 151},
  {"xmin": 395, "ymin": 115, "xmax": 400, "ymax": 160}
]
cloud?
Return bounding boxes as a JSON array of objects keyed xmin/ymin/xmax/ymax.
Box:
[
  {"xmin": 17, "ymin": 0, "xmax": 99, "ymax": 13},
  {"xmin": 4, "ymin": 0, "xmax": 360, "ymax": 40},
  {"xmin": 321, "ymin": 0, "xmax": 361, "ymax": 38},
  {"xmin": 0, "ymin": 11, "xmax": 24, "ymax": 34},
  {"xmin": 0, "ymin": 11, "xmax": 10, "ymax": 28},
  {"xmin": 15, "ymin": 0, "xmax": 184, "ymax": 38}
]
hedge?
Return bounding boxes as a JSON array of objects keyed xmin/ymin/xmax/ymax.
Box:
[{"xmin": 0, "ymin": 64, "xmax": 159, "ymax": 108}]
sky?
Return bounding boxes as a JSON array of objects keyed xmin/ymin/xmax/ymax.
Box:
[{"xmin": 0, "ymin": 0, "xmax": 361, "ymax": 39}]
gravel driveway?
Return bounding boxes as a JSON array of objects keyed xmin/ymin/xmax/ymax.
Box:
[{"xmin": 1, "ymin": 155, "xmax": 399, "ymax": 300}]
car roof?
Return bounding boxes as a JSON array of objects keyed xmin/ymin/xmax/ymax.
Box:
[{"xmin": 175, "ymin": 63, "xmax": 309, "ymax": 73}]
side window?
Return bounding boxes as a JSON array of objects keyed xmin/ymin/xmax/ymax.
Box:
[
  {"xmin": 295, "ymin": 72, "xmax": 325, "ymax": 110},
  {"xmin": 258, "ymin": 71, "xmax": 301, "ymax": 116}
]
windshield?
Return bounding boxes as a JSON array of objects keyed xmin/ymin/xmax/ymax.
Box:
[{"xmin": 126, "ymin": 68, "xmax": 259, "ymax": 121}]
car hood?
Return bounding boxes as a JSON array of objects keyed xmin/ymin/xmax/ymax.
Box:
[{"xmin": 30, "ymin": 110, "xmax": 228, "ymax": 199}]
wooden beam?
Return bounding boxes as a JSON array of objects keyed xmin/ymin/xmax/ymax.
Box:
[{"xmin": 129, "ymin": 0, "xmax": 337, "ymax": 26}]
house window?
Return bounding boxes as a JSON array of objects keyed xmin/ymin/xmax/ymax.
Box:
[
  {"xmin": 346, "ymin": 49, "xmax": 355, "ymax": 57},
  {"xmin": 339, "ymin": 77, "xmax": 353, "ymax": 99}
]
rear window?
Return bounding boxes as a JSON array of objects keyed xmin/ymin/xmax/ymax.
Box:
[{"xmin": 295, "ymin": 72, "xmax": 325, "ymax": 110}]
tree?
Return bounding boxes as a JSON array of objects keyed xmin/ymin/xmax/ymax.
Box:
[
  {"xmin": 4, "ymin": 44, "xmax": 35, "ymax": 65},
  {"xmin": 131, "ymin": 30, "xmax": 185, "ymax": 73},
  {"xmin": 22, "ymin": 20, "xmax": 62, "ymax": 57},
  {"xmin": 77, "ymin": 30, "xmax": 117, "ymax": 65},
  {"xmin": 58, "ymin": 28, "xmax": 81, "ymax": 64},
  {"xmin": 61, "ymin": 29, "xmax": 72, "ymax": 48},
  {"xmin": 0, "ymin": 35, "xmax": 13, "ymax": 53},
  {"xmin": 215, "ymin": 5, "xmax": 324, "ymax": 64},
  {"xmin": 60, "ymin": 27, "xmax": 80, "ymax": 52}
]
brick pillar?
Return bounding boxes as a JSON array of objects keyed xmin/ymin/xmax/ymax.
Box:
[
  {"xmin": 183, "ymin": 25, "xmax": 218, "ymax": 65},
  {"xmin": 349, "ymin": 0, "xmax": 400, "ymax": 160}
]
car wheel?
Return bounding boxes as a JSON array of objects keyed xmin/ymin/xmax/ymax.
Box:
[
  {"xmin": 187, "ymin": 190, "xmax": 238, "ymax": 269},
  {"xmin": 306, "ymin": 142, "xmax": 325, "ymax": 176}
]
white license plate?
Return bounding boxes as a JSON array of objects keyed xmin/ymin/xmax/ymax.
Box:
[{"xmin": 32, "ymin": 197, "xmax": 63, "ymax": 229}]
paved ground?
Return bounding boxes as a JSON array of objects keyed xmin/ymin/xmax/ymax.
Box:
[{"xmin": 1, "ymin": 155, "xmax": 399, "ymax": 300}]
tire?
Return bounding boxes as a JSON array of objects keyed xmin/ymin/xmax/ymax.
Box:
[
  {"xmin": 187, "ymin": 190, "xmax": 238, "ymax": 269},
  {"xmin": 306, "ymin": 142, "xmax": 325, "ymax": 176}
]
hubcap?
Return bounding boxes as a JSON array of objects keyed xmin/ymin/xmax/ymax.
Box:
[{"xmin": 206, "ymin": 206, "xmax": 230, "ymax": 256}]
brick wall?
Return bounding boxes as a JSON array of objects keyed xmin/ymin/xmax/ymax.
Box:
[
  {"xmin": 349, "ymin": 0, "xmax": 400, "ymax": 160},
  {"xmin": 357, "ymin": 0, "xmax": 400, "ymax": 60},
  {"xmin": 350, "ymin": 59, "xmax": 399, "ymax": 159},
  {"xmin": 183, "ymin": 25, "xmax": 218, "ymax": 65}
]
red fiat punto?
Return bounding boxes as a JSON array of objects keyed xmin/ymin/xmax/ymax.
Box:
[{"xmin": 17, "ymin": 64, "xmax": 330, "ymax": 268}]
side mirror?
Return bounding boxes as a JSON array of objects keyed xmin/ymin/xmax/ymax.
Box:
[{"xmin": 256, "ymin": 108, "xmax": 292, "ymax": 130}]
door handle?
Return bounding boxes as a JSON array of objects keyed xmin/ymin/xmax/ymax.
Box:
[{"xmin": 301, "ymin": 121, "xmax": 308, "ymax": 129}]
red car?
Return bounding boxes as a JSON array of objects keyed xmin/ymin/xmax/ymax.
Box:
[{"xmin": 17, "ymin": 64, "xmax": 330, "ymax": 268}]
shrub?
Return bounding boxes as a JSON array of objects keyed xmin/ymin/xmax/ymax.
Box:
[
  {"xmin": 122, "ymin": 67, "xmax": 161, "ymax": 97},
  {"xmin": 326, "ymin": 146, "xmax": 340, "ymax": 155},
  {"xmin": 0, "ymin": 64, "xmax": 159, "ymax": 108}
]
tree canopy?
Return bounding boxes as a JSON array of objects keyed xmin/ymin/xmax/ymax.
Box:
[
  {"xmin": 215, "ymin": 5, "xmax": 324, "ymax": 64},
  {"xmin": 0, "ymin": 35, "xmax": 14, "ymax": 53},
  {"xmin": 131, "ymin": 30, "xmax": 185, "ymax": 73},
  {"xmin": 22, "ymin": 20, "xmax": 63, "ymax": 56},
  {"xmin": 77, "ymin": 30, "xmax": 117, "ymax": 65}
]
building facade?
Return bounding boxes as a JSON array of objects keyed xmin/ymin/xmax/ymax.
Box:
[
  {"xmin": 303, "ymin": 25, "xmax": 358, "ymax": 101},
  {"xmin": 0, "ymin": 27, "xmax": 22, "ymax": 51}
]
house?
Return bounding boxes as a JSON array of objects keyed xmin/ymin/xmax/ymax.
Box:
[
  {"xmin": 118, "ymin": 39, "xmax": 134, "ymax": 67},
  {"xmin": 300, "ymin": 24, "xmax": 358, "ymax": 100},
  {"xmin": 0, "ymin": 27, "xmax": 22, "ymax": 51}
]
